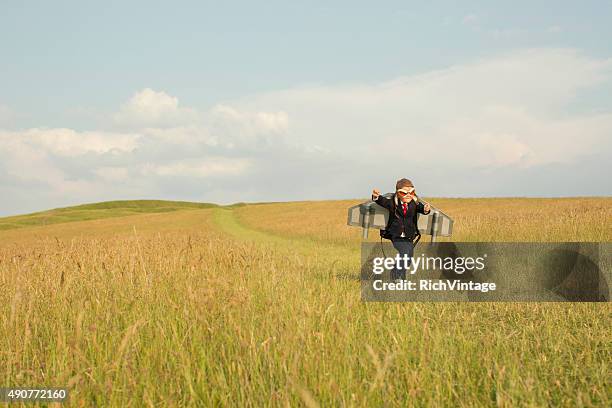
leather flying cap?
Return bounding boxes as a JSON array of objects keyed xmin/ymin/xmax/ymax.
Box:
[{"xmin": 395, "ymin": 178, "xmax": 414, "ymax": 191}]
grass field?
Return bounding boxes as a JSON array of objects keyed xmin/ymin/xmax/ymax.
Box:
[{"xmin": 0, "ymin": 198, "xmax": 610, "ymax": 407}]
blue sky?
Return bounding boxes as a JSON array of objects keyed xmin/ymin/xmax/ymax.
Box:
[{"xmin": 1, "ymin": 1, "xmax": 611, "ymax": 215}]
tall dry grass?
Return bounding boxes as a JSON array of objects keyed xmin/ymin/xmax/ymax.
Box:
[
  {"xmin": 235, "ymin": 197, "xmax": 612, "ymax": 244},
  {"xmin": 0, "ymin": 202, "xmax": 610, "ymax": 406}
]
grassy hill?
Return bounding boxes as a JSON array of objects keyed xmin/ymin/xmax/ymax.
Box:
[{"xmin": 0, "ymin": 200, "xmax": 217, "ymax": 231}]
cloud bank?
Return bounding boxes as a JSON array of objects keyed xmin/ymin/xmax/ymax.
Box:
[{"xmin": 1, "ymin": 48, "xmax": 611, "ymax": 215}]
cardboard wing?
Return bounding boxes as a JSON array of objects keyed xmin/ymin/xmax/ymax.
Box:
[{"xmin": 347, "ymin": 193, "xmax": 453, "ymax": 238}]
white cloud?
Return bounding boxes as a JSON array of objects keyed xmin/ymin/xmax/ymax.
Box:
[
  {"xmin": 462, "ymin": 13, "xmax": 478, "ymax": 25},
  {"xmin": 137, "ymin": 126, "xmax": 218, "ymax": 147},
  {"xmin": 114, "ymin": 88, "xmax": 198, "ymax": 127},
  {"xmin": 0, "ymin": 99, "xmax": 290, "ymax": 214},
  {"xmin": 113, "ymin": 89, "xmax": 290, "ymax": 147},
  {"xmin": 94, "ymin": 167, "xmax": 129, "ymax": 182},
  {"xmin": 233, "ymin": 48, "xmax": 612, "ymax": 168},
  {"xmin": 141, "ymin": 158, "xmax": 250, "ymax": 178},
  {"xmin": 0, "ymin": 134, "xmax": 65, "ymax": 184},
  {"xmin": 208, "ymin": 104, "xmax": 289, "ymax": 149},
  {"xmin": 0, "ymin": 128, "xmax": 139, "ymax": 192},
  {"xmin": 1, "ymin": 48, "xmax": 611, "ymax": 215},
  {"xmin": 16, "ymin": 128, "xmax": 139, "ymax": 156},
  {"xmin": 474, "ymin": 133, "xmax": 534, "ymax": 168},
  {"xmin": 211, "ymin": 105, "xmax": 289, "ymax": 134}
]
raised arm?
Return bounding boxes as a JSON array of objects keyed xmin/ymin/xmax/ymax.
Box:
[
  {"xmin": 372, "ymin": 189, "xmax": 392, "ymax": 210},
  {"xmin": 417, "ymin": 201, "xmax": 431, "ymax": 215}
]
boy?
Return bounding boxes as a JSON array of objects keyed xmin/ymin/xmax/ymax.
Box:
[{"xmin": 372, "ymin": 178, "xmax": 430, "ymax": 280}]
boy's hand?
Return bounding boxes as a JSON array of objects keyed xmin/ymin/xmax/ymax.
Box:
[
  {"xmin": 372, "ymin": 189, "xmax": 381, "ymax": 200},
  {"xmin": 424, "ymin": 203, "xmax": 431, "ymax": 213}
]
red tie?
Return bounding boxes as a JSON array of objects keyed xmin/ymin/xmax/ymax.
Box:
[{"xmin": 402, "ymin": 203, "xmax": 407, "ymax": 216}]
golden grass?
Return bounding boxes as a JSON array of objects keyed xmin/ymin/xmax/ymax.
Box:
[
  {"xmin": 235, "ymin": 197, "xmax": 612, "ymax": 244},
  {"xmin": 0, "ymin": 199, "xmax": 610, "ymax": 406}
]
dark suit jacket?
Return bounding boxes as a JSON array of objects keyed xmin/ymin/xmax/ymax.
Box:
[{"xmin": 373, "ymin": 194, "xmax": 429, "ymax": 240}]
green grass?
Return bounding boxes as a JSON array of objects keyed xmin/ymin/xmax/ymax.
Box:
[{"xmin": 0, "ymin": 200, "xmax": 217, "ymax": 231}]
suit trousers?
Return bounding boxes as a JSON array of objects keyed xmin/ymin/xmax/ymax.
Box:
[{"xmin": 390, "ymin": 238, "xmax": 414, "ymax": 280}]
